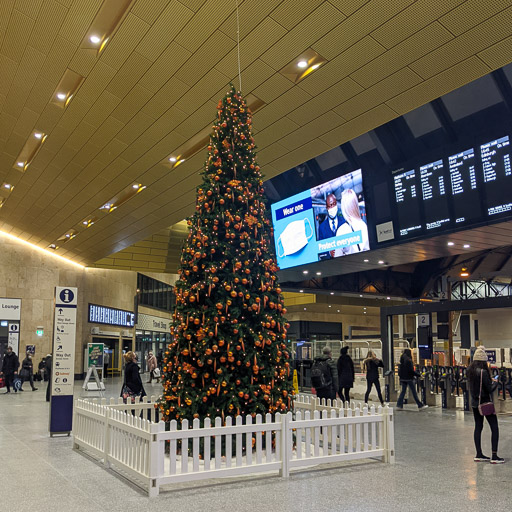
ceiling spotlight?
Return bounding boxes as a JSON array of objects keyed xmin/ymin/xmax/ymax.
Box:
[
  {"xmin": 48, "ymin": 244, "xmax": 56, "ymax": 249},
  {"xmin": 447, "ymin": 241, "xmax": 454, "ymax": 246},
  {"xmin": 460, "ymin": 267, "xmax": 470, "ymax": 277},
  {"xmin": 328, "ymin": 305, "xmax": 332, "ymax": 308},
  {"xmin": 82, "ymin": 221, "xmax": 88, "ymax": 225},
  {"xmin": 303, "ymin": 307, "xmax": 307, "ymax": 311},
  {"xmin": 316, "ymin": 271, "xmax": 321, "ymax": 276},
  {"xmin": 364, "ymin": 311, "xmax": 367, "ymax": 314},
  {"xmin": 330, "ymin": 292, "xmax": 334, "ymax": 295},
  {"xmin": 310, "ymin": 63, "xmax": 321, "ymax": 70},
  {"xmin": 364, "ymin": 259, "xmax": 369, "ymax": 262},
  {"xmin": 34, "ymin": 133, "xmax": 43, "ymax": 139},
  {"xmin": 378, "ymin": 260, "xmax": 385, "ymax": 265},
  {"xmin": 297, "ymin": 60, "xmax": 308, "ymax": 68},
  {"xmin": 169, "ymin": 156, "xmax": 177, "ymax": 163},
  {"xmin": 337, "ymin": 309, "xmax": 340, "ymax": 313},
  {"xmin": 89, "ymin": 35, "xmax": 101, "ymax": 44},
  {"xmin": 17, "ymin": 162, "xmax": 24, "ymax": 168},
  {"xmin": 4, "ymin": 183, "xmax": 11, "ymax": 189},
  {"xmin": 299, "ymin": 289, "xmax": 304, "ymax": 293},
  {"xmin": 303, "ymin": 270, "xmax": 309, "ymax": 274},
  {"xmin": 359, "ymin": 294, "xmax": 363, "ymax": 297},
  {"xmin": 386, "ymin": 296, "xmax": 391, "ymax": 300},
  {"xmin": 56, "ymin": 92, "xmax": 66, "ymax": 101},
  {"xmin": 65, "ymin": 234, "xmax": 70, "ymax": 238},
  {"xmin": 132, "ymin": 184, "xmax": 140, "ymax": 189},
  {"xmin": 464, "ymin": 244, "xmax": 470, "ymax": 249}
]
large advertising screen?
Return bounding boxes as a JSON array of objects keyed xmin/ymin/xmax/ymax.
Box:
[{"xmin": 271, "ymin": 169, "xmax": 369, "ymax": 270}]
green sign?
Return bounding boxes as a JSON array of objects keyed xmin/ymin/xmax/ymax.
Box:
[
  {"xmin": 88, "ymin": 343, "xmax": 104, "ymax": 368},
  {"xmin": 36, "ymin": 328, "xmax": 44, "ymax": 337}
]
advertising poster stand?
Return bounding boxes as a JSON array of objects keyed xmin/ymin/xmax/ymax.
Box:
[{"xmin": 49, "ymin": 287, "xmax": 77, "ymax": 437}]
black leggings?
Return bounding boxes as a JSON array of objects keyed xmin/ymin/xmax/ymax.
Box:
[
  {"xmin": 472, "ymin": 408, "xmax": 499, "ymax": 455},
  {"xmin": 365, "ymin": 380, "xmax": 384, "ymax": 404},
  {"xmin": 339, "ymin": 387, "xmax": 351, "ymax": 404}
]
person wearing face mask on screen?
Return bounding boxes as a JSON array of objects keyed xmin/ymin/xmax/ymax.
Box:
[{"xmin": 318, "ymin": 193, "xmax": 343, "ymax": 259}]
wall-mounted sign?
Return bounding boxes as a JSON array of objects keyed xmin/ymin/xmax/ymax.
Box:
[
  {"xmin": 0, "ymin": 298, "xmax": 21, "ymax": 320},
  {"xmin": 8, "ymin": 322, "xmax": 19, "ymax": 354},
  {"xmin": 88, "ymin": 303, "xmax": 135, "ymax": 328},
  {"xmin": 136, "ymin": 313, "xmax": 170, "ymax": 333},
  {"xmin": 36, "ymin": 327, "xmax": 44, "ymax": 337},
  {"xmin": 50, "ymin": 286, "xmax": 77, "ymax": 436}
]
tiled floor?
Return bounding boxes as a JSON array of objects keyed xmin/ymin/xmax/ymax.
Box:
[{"xmin": 1, "ymin": 378, "xmax": 511, "ymax": 512}]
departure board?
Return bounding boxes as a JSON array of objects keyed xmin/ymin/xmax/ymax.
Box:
[
  {"xmin": 481, "ymin": 136, "xmax": 512, "ymax": 217},
  {"xmin": 420, "ymin": 159, "xmax": 451, "ymax": 231},
  {"xmin": 448, "ymin": 148, "xmax": 482, "ymax": 224},
  {"xmin": 393, "ymin": 169, "xmax": 422, "ymax": 237}
]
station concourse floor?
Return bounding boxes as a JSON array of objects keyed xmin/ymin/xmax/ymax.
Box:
[{"xmin": 1, "ymin": 378, "xmax": 511, "ymax": 512}]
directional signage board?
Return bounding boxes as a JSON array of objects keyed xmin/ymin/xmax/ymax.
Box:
[
  {"xmin": 8, "ymin": 323, "xmax": 19, "ymax": 353},
  {"xmin": 49, "ymin": 287, "xmax": 77, "ymax": 436}
]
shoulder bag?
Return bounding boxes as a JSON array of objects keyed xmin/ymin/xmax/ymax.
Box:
[{"xmin": 478, "ymin": 369, "xmax": 495, "ymax": 416}]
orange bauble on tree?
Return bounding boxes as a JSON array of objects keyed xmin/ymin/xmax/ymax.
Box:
[{"xmin": 157, "ymin": 86, "xmax": 293, "ymax": 422}]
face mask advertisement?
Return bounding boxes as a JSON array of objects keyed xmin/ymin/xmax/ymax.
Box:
[{"xmin": 271, "ymin": 169, "xmax": 370, "ymax": 269}]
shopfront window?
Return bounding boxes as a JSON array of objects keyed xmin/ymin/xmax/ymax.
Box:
[{"xmin": 137, "ymin": 274, "xmax": 174, "ymax": 312}]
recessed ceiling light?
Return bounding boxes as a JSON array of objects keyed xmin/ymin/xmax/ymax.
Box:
[
  {"xmin": 169, "ymin": 156, "xmax": 177, "ymax": 163},
  {"xmin": 464, "ymin": 244, "xmax": 470, "ymax": 249},
  {"xmin": 387, "ymin": 297, "xmax": 391, "ymax": 300},
  {"xmin": 310, "ymin": 63, "xmax": 321, "ymax": 70},
  {"xmin": 299, "ymin": 289, "xmax": 303, "ymax": 293},
  {"xmin": 303, "ymin": 307, "xmax": 307, "ymax": 311},
  {"xmin": 82, "ymin": 221, "xmax": 88, "ymax": 225},
  {"xmin": 34, "ymin": 133, "xmax": 43, "ymax": 139},
  {"xmin": 65, "ymin": 234, "xmax": 70, "ymax": 238},
  {"xmin": 17, "ymin": 162, "xmax": 24, "ymax": 168},
  {"xmin": 364, "ymin": 259, "xmax": 369, "ymax": 262},
  {"xmin": 316, "ymin": 271, "xmax": 321, "ymax": 276},
  {"xmin": 364, "ymin": 311, "xmax": 367, "ymax": 314},
  {"xmin": 303, "ymin": 270, "xmax": 308, "ymax": 274},
  {"xmin": 447, "ymin": 241, "xmax": 454, "ymax": 246},
  {"xmin": 89, "ymin": 35, "xmax": 101, "ymax": 44},
  {"xmin": 56, "ymin": 92, "xmax": 66, "ymax": 101},
  {"xmin": 48, "ymin": 244, "xmax": 56, "ymax": 249},
  {"xmin": 378, "ymin": 260, "xmax": 385, "ymax": 265},
  {"xmin": 4, "ymin": 184, "xmax": 11, "ymax": 189},
  {"xmin": 337, "ymin": 309, "xmax": 340, "ymax": 313},
  {"xmin": 330, "ymin": 292, "xmax": 334, "ymax": 295},
  {"xmin": 328, "ymin": 305, "xmax": 332, "ymax": 308},
  {"xmin": 297, "ymin": 60, "xmax": 308, "ymax": 68},
  {"xmin": 364, "ymin": 307, "xmax": 366, "ymax": 309},
  {"xmin": 132, "ymin": 184, "xmax": 139, "ymax": 189}
]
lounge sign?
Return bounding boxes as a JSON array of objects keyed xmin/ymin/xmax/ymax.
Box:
[{"xmin": 88, "ymin": 303, "xmax": 135, "ymax": 328}]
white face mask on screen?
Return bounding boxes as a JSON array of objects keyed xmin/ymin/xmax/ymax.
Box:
[
  {"xmin": 327, "ymin": 206, "xmax": 338, "ymax": 219},
  {"xmin": 277, "ymin": 218, "xmax": 313, "ymax": 258}
]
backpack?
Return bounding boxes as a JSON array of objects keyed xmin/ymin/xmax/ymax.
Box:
[{"xmin": 311, "ymin": 359, "xmax": 332, "ymax": 390}]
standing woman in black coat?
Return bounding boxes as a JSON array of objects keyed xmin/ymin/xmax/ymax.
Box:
[
  {"xmin": 121, "ymin": 351, "xmax": 146, "ymax": 401},
  {"xmin": 396, "ymin": 349, "xmax": 426, "ymax": 409},
  {"xmin": 337, "ymin": 346, "xmax": 355, "ymax": 404},
  {"xmin": 467, "ymin": 347, "xmax": 504, "ymax": 464},
  {"xmin": 362, "ymin": 351, "xmax": 385, "ymax": 406}
]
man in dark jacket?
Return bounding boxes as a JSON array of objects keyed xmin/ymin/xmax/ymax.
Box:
[
  {"xmin": 45, "ymin": 354, "xmax": 52, "ymax": 402},
  {"xmin": 337, "ymin": 346, "xmax": 355, "ymax": 404},
  {"xmin": 313, "ymin": 347, "xmax": 338, "ymax": 401},
  {"xmin": 1, "ymin": 347, "xmax": 19, "ymax": 393}
]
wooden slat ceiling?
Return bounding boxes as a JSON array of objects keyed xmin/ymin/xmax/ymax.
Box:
[{"xmin": 1, "ymin": 0, "xmax": 512, "ymax": 265}]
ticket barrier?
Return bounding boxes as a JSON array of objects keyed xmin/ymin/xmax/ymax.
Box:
[
  {"xmin": 507, "ymin": 369, "xmax": 512, "ymax": 399},
  {"xmin": 453, "ymin": 366, "xmax": 462, "ymax": 396},
  {"xmin": 421, "ymin": 366, "xmax": 440, "ymax": 407},
  {"xmin": 384, "ymin": 370, "xmax": 397, "ymax": 403},
  {"xmin": 439, "ymin": 366, "xmax": 457, "ymax": 409},
  {"xmin": 460, "ymin": 367, "xmax": 470, "ymax": 411}
]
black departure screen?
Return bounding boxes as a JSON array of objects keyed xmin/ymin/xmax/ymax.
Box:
[
  {"xmin": 480, "ymin": 135, "xmax": 512, "ymax": 217},
  {"xmin": 448, "ymin": 148, "xmax": 482, "ymax": 225},
  {"xmin": 420, "ymin": 159, "xmax": 451, "ymax": 231},
  {"xmin": 393, "ymin": 169, "xmax": 422, "ymax": 237}
]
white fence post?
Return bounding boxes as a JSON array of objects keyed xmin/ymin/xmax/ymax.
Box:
[
  {"xmin": 104, "ymin": 406, "xmax": 111, "ymax": 468},
  {"xmin": 148, "ymin": 421, "xmax": 165, "ymax": 497},
  {"xmin": 279, "ymin": 413, "xmax": 290, "ymax": 477},
  {"xmin": 385, "ymin": 406, "xmax": 395, "ymax": 464}
]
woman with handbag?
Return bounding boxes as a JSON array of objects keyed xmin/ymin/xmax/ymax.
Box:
[
  {"xmin": 121, "ymin": 351, "xmax": 146, "ymax": 404},
  {"xmin": 467, "ymin": 347, "xmax": 504, "ymax": 464}
]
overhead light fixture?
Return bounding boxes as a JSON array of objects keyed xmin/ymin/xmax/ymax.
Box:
[
  {"xmin": 364, "ymin": 259, "xmax": 369, "ymax": 262},
  {"xmin": 48, "ymin": 244, "xmax": 57, "ymax": 250},
  {"xmin": 14, "ymin": 129, "xmax": 47, "ymax": 172},
  {"xmin": 460, "ymin": 267, "xmax": 470, "ymax": 277},
  {"xmin": 328, "ymin": 305, "xmax": 332, "ymax": 308},
  {"xmin": 3, "ymin": 183, "xmax": 12, "ymax": 190},
  {"xmin": 299, "ymin": 289, "xmax": 304, "ymax": 293},
  {"xmin": 52, "ymin": 69, "xmax": 85, "ymax": 108},
  {"xmin": 304, "ymin": 307, "xmax": 307, "ymax": 311},
  {"xmin": 378, "ymin": 260, "xmax": 385, "ymax": 265},
  {"xmin": 330, "ymin": 292, "xmax": 334, "ymax": 295},
  {"xmin": 386, "ymin": 297, "xmax": 391, "ymax": 300},
  {"xmin": 464, "ymin": 244, "xmax": 470, "ymax": 249},
  {"xmin": 56, "ymin": 92, "xmax": 66, "ymax": 101},
  {"xmin": 34, "ymin": 133, "xmax": 43, "ymax": 140},
  {"xmin": 337, "ymin": 309, "xmax": 340, "ymax": 313},
  {"xmin": 316, "ymin": 271, "xmax": 321, "ymax": 276},
  {"xmin": 132, "ymin": 184, "xmax": 140, "ymax": 189},
  {"xmin": 303, "ymin": 270, "xmax": 309, "ymax": 274},
  {"xmin": 447, "ymin": 241, "xmax": 454, "ymax": 246},
  {"xmin": 169, "ymin": 156, "xmax": 177, "ymax": 163},
  {"xmin": 281, "ymin": 48, "xmax": 327, "ymax": 83},
  {"xmin": 17, "ymin": 162, "xmax": 24, "ymax": 168},
  {"xmin": 364, "ymin": 311, "xmax": 367, "ymax": 314},
  {"xmin": 89, "ymin": 35, "xmax": 101, "ymax": 44},
  {"xmin": 359, "ymin": 294, "xmax": 363, "ymax": 297}
]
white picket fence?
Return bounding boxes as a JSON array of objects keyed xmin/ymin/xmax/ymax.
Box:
[{"xmin": 73, "ymin": 394, "xmax": 394, "ymax": 497}]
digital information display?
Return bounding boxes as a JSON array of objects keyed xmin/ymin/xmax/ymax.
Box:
[
  {"xmin": 393, "ymin": 169, "xmax": 422, "ymax": 237},
  {"xmin": 448, "ymin": 148, "xmax": 481, "ymax": 224},
  {"xmin": 481, "ymin": 135, "xmax": 512, "ymax": 217},
  {"xmin": 88, "ymin": 303, "xmax": 135, "ymax": 327},
  {"xmin": 271, "ymin": 169, "xmax": 370, "ymax": 270},
  {"xmin": 420, "ymin": 159, "xmax": 450, "ymax": 231}
]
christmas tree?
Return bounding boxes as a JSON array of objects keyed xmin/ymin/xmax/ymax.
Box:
[{"xmin": 158, "ymin": 86, "xmax": 294, "ymax": 423}]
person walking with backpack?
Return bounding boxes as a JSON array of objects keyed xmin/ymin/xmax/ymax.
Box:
[
  {"xmin": 396, "ymin": 349, "xmax": 427, "ymax": 410},
  {"xmin": 362, "ymin": 350, "xmax": 385, "ymax": 406},
  {"xmin": 311, "ymin": 347, "xmax": 338, "ymax": 401},
  {"xmin": 467, "ymin": 346, "xmax": 504, "ymax": 464},
  {"xmin": 337, "ymin": 346, "xmax": 355, "ymax": 404}
]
